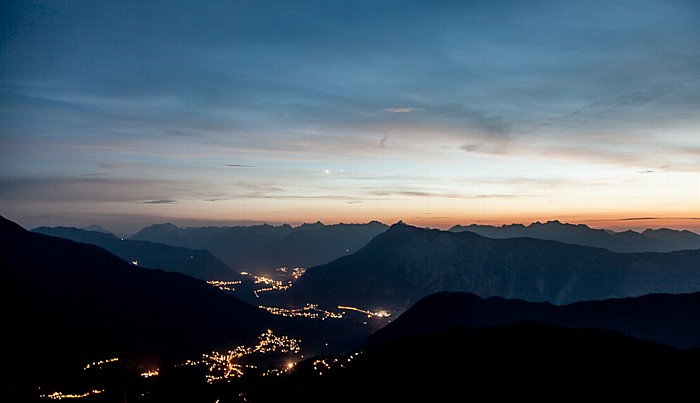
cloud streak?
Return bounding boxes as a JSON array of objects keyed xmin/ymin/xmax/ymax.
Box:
[
  {"xmin": 384, "ymin": 107, "xmax": 422, "ymax": 113},
  {"xmin": 142, "ymin": 199, "xmax": 177, "ymax": 204}
]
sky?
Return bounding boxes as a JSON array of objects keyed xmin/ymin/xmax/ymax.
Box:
[{"xmin": 1, "ymin": 0, "xmax": 699, "ymax": 235}]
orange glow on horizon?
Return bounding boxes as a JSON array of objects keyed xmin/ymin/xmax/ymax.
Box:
[{"xmin": 173, "ymin": 210, "xmax": 700, "ymax": 234}]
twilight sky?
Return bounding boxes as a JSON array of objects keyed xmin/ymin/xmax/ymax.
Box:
[{"xmin": 1, "ymin": 0, "xmax": 699, "ymax": 235}]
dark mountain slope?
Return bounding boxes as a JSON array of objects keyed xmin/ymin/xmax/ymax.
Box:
[
  {"xmin": 132, "ymin": 221, "xmax": 388, "ymax": 274},
  {"xmin": 450, "ymin": 220, "xmax": 700, "ymax": 252},
  {"xmin": 243, "ymin": 322, "xmax": 697, "ymax": 402},
  {"xmin": 366, "ymin": 291, "xmax": 700, "ymax": 349},
  {"xmin": 32, "ymin": 226, "xmax": 241, "ymax": 281},
  {"xmin": 284, "ymin": 223, "xmax": 700, "ymax": 311},
  {"xmin": 1, "ymin": 216, "xmax": 274, "ymax": 383}
]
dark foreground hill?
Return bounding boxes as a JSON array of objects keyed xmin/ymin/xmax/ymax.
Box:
[
  {"xmin": 239, "ymin": 322, "xmax": 697, "ymax": 403},
  {"xmin": 32, "ymin": 226, "xmax": 242, "ymax": 281},
  {"xmin": 284, "ymin": 223, "xmax": 700, "ymax": 311},
  {"xmin": 132, "ymin": 221, "xmax": 388, "ymax": 275},
  {"xmin": 1, "ymin": 217, "xmax": 271, "ymax": 376},
  {"xmin": 366, "ymin": 291, "xmax": 700, "ymax": 349},
  {"xmin": 450, "ymin": 220, "xmax": 700, "ymax": 252}
]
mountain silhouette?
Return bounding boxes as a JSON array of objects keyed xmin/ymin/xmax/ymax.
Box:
[
  {"xmin": 366, "ymin": 291, "xmax": 700, "ymax": 349},
  {"xmin": 450, "ymin": 220, "xmax": 700, "ymax": 252},
  {"xmin": 2, "ymin": 216, "xmax": 375, "ymax": 393},
  {"xmin": 132, "ymin": 221, "xmax": 388, "ymax": 274},
  {"xmin": 33, "ymin": 226, "xmax": 242, "ymax": 281},
  {"xmin": 2, "ymin": 217, "xmax": 272, "ymax": 378},
  {"xmin": 242, "ymin": 321, "xmax": 697, "ymax": 402},
  {"xmin": 284, "ymin": 223, "xmax": 700, "ymax": 311},
  {"xmin": 82, "ymin": 224, "xmax": 112, "ymax": 234}
]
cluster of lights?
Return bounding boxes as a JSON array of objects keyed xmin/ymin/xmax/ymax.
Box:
[
  {"xmin": 83, "ymin": 358, "xmax": 118, "ymax": 370},
  {"xmin": 261, "ymin": 362, "xmax": 297, "ymax": 377},
  {"xmin": 312, "ymin": 352, "xmax": 362, "ymax": 376},
  {"xmin": 254, "ymin": 276, "xmax": 282, "ymax": 286},
  {"xmin": 254, "ymin": 329, "xmax": 301, "ymax": 354},
  {"xmin": 140, "ymin": 369, "xmax": 159, "ymax": 378},
  {"xmin": 258, "ymin": 303, "xmax": 344, "ymax": 319},
  {"xmin": 40, "ymin": 390, "xmax": 104, "ymax": 400},
  {"xmin": 337, "ymin": 306, "xmax": 392, "ymax": 318},
  {"xmin": 39, "ymin": 331, "xmax": 306, "ymax": 397},
  {"xmin": 175, "ymin": 359, "xmax": 200, "ymax": 367},
  {"xmin": 200, "ymin": 353, "xmax": 247, "ymax": 383},
  {"xmin": 291, "ymin": 267, "xmax": 306, "ymax": 279},
  {"xmin": 253, "ymin": 276, "xmax": 293, "ymax": 297},
  {"xmin": 206, "ymin": 280, "xmax": 242, "ymax": 292},
  {"xmin": 200, "ymin": 329, "xmax": 301, "ymax": 383},
  {"xmin": 275, "ymin": 267, "xmax": 306, "ymax": 280}
]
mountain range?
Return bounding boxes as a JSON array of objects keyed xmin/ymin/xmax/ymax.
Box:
[
  {"xmin": 366, "ymin": 291, "xmax": 700, "ymax": 349},
  {"xmin": 131, "ymin": 221, "xmax": 388, "ymax": 275},
  {"xmin": 2, "ymin": 216, "xmax": 371, "ymax": 390},
  {"xmin": 32, "ymin": 226, "xmax": 242, "ymax": 281},
  {"xmin": 450, "ymin": 220, "xmax": 700, "ymax": 252},
  {"xmin": 5, "ymin": 214, "xmax": 700, "ymax": 401},
  {"xmin": 283, "ymin": 222, "xmax": 700, "ymax": 311}
]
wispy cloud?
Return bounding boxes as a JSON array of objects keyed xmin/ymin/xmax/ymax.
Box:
[
  {"xmin": 380, "ymin": 134, "xmax": 389, "ymax": 149},
  {"xmin": 384, "ymin": 107, "xmax": 422, "ymax": 113},
  {"xmin": 142, "ymin": 199, "xmax": 177, "ymax": 204},
  {"xmin": 563, "ymin": 84, "xmax": 682, "ymax": 123}
]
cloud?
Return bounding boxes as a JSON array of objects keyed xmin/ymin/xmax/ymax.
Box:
[
  {"xmin": 459, "ymin": 143, "xmax": 509, "ymax": 155},
  {"xmin": 384, "ymin": 107, "xmax": 422, "ymax": 113},
  {"xmin": 380, "ymin": 135, "xmax": 389, "ymax": 148},
  {"xmin": 226, "ymin": 164, "xmax": 255, "ymax": 168},
  {"xmin": 429, "ymin": 103, "xmax": 512, "ymax": 134},
  {"xmin": 368, "ymin": 189, "xmax": 519, "ymax": 200},
  {"xmin": 142, "ymin": 199, "xmax": 177, "ymax": 204},
  {"xmin": 0, "ymin": 176, "xmax": 195, "ymax": 204},
  {"xmin": 601, "ymin": 217, "xmax": 700, "ymax": 222},
  {"xmin": 562, "ymin": 84, "xmax": 682, "ymax": 124}
]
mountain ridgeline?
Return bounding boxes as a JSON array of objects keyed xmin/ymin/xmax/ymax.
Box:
[
  {"xmin": 2, "ymin": 216, "xmax": 375, "ymax": 384},
  {"xmin": 244, "ymin": 321, "xmax": 697, "ymax": 402},
  {"xmin": 4, "ymin": 214, "xmax": 700, "ymax": 402},
  {"xmin": 132, "ymin": 221, "xmax": 389, "ymax": 274},
  {"xmin": 367, "ymin": 291, "xmax": 700, "ymax": 349},
  {"xmin": 32, "ymin": 226, "xmax": 242, "ymax": 281},
  {"xmin": 1, "ymin": 218, "xmax": 279, "ymax": 390},
  {"xmin": 450, "ymin": 220, "xmax": 700, "ymax": 252},
  {"xmin": 284, "ymin": 223, "xmax": 700, "ymax": 311}
]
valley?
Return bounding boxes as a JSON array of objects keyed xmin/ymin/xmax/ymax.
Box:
[{"xmin": 4, "ymin": 216, "xmax": 700, "ymax": 402}]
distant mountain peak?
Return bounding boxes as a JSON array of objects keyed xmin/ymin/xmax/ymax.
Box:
[
  {"xmin": 82, "ymin": 224, "xmax": 112, "ymax": 234},
  {"xmin": 286, "ymin": 224, "xmax": 700, "ymax": 310},
  {"xmin": 532, "ymin": 220, "xmax": 567, "ymax": 227},
  {"xmin": 450, "ymin": 221, "xmax": 700, "ymax": 253},
  {"xmin": 300, "ymin": 221, "xmax": 325, "ymax": 229},
  {"xmin": 153, "ymin": 222, "xmax": 180, "ymax": 229}
]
